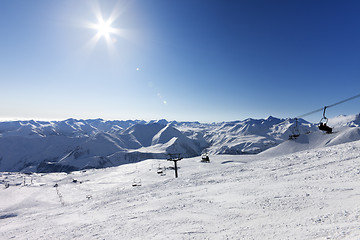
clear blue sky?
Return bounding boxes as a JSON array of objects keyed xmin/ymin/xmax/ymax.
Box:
[{"xmin": 1, "ymin": 0, "xmax": 360, "ymax": 123}]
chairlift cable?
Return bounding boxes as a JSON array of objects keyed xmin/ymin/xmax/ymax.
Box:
[
  {"xmin": 281, "ymin": 92, "xmax": 360, "ymax": 138},
  {"xmin": 326, "ymin": 93, "xmax": 360, "ymax": 109},
  {"xmin": 295, "ymin": 92, "xmax": 360, "ymax": 119},
  {"xmin": 296, "ymin": 107, "xmax": 324, "ymax": 119}
]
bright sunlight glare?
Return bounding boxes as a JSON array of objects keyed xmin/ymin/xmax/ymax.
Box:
[
  {"xmin": 83, "ymin": 2, "xmax": 127, "ymax": 53},
  {"xmin": 94, "ymin": 18, "xmax": 114, "ymax": 39}
]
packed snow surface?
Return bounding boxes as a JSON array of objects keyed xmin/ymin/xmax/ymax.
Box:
[{"xmin": 1, "ymin": 139, "xmax": 360, "ymax": 239}]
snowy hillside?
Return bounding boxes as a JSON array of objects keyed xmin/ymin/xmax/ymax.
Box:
[
  {"xmin": 261, "ymin": 114, "xmax": 360, "ymax": 157},
  {"xmin": 1, "ymin": 138, "xmax": 360, "ymax": 239},
  {"xmin": 1, "ymin": 114, "xmax": 360, "ymax": 173},
  {"xmin": 199, "ymin": 116, "xmax": 316, "ymax": 155}
]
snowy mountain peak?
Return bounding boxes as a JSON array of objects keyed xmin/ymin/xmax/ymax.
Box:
[
  {"xmin": 265, "ymin": 115, "xmax": 279, "ymax": 122},
  {"xmin": 148, "ymin": 119, "xmax": 169, "ymax": 125},
  {"xmin": 151, "ymin": 124, "xmax": 183, "ymax": 145},
  {"xmin": 122, "ymin": 123, "xmax": 165, "ymax": 147}
]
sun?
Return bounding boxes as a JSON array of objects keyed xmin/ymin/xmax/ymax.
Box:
[
  {"xmin": 84, "ymin": 14, "xmax": 121, "ymax": 51},
  {"xmin": 94, "ymin": 18, "xmax": 114, "ymax": 39},
  {"xmin": 83, "ymin": 2, "xmax": 129, "ymax": 52}
]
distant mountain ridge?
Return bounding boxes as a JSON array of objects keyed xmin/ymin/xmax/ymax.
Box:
[{"xmin": 1, "ymin": 114, "xmax": 360, "ymax": 173}]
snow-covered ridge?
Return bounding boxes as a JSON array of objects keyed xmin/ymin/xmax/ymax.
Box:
[{"xmin": 1, "ymin": 114, "xmax": 360, "ymax": 172}]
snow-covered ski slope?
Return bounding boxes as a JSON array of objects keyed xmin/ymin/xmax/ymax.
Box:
[
  {"xmin": 260, "ymin": 126, "xmax": 360, "ymax": 157},
  {"xmin": 1, "ymin": 138, "xmax": 360, "ymax": 239}
]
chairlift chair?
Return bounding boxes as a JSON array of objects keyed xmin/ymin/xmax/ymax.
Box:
[
  {"xmin": 288, "ymin": 118, "xmax": 300, "ymax": 140},
  {"xmin": 132, "ymin": 178, "xmax": 142, "ymax": 187},
  {"xmin": 157, "ymin": 165, "xmax": 166, "ymax": 176},
  {"xmin": 201, "ymin": 154, "xmax": 210, "ymax": 163},
  {"xmin": 318, "ymin": 106, "xmax": 332, "ymax": 134},
  {"xmin": 157, "ymin": 165, "xmax": 164, "ymax": 174}
]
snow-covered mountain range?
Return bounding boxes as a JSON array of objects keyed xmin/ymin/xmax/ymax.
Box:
[{"xmin": 1, "ymin": 114, "xmax": 360, "ymax": 173}]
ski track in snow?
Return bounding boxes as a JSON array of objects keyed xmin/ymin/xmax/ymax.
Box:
[{"xmin": 1, "ymin": 140, "xmax": 360, "ymax": 239}]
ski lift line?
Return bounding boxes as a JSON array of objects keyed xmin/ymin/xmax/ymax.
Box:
[
  {"xmin": 296, "ymin": 107, "xmax": 325, "ymax": 119},
  {"xmin": 295, "ymin": 92, "xmax": 360, "ymax": 119},
  {"xmin": 326, "ymin": 93, "xmax": 360, "ymax": 109}
]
